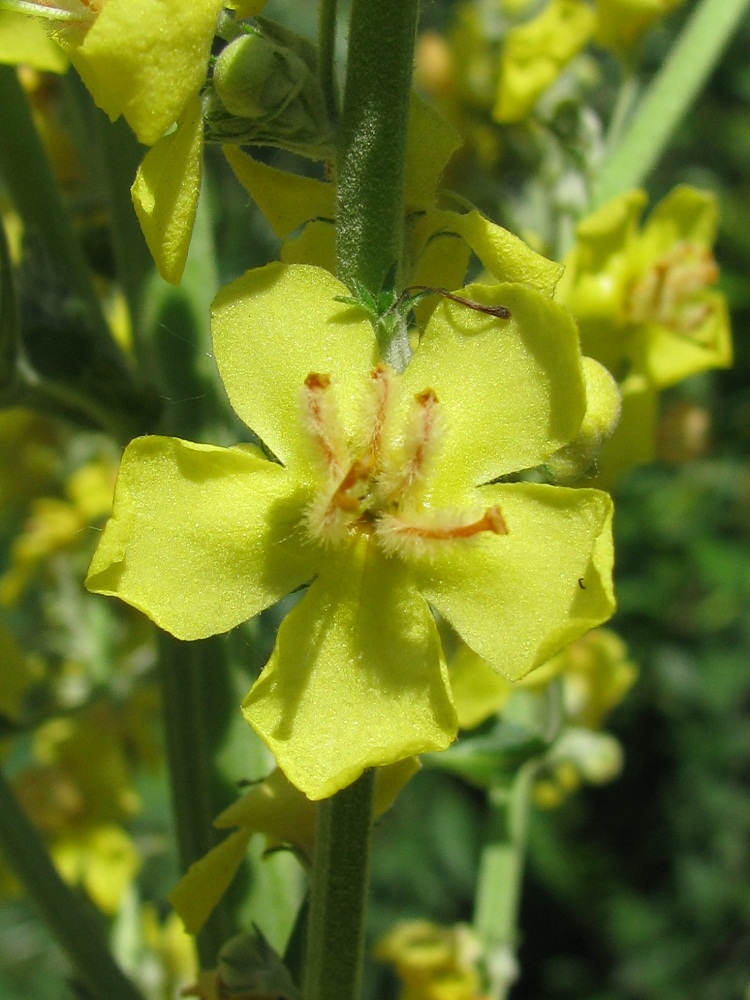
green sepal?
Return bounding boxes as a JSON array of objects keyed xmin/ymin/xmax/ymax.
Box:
[
  {"xmin": 206, "ymin": 19, "xmax": 334, "ymax": 160},
  {"xmin": 217, "ymin": 927, "xmax": 303, "ymax": 1000}
]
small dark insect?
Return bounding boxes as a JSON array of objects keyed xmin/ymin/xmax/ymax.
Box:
[{"xmin": 578, "ymin": 578, "xmax": 586, "ymax": 590}]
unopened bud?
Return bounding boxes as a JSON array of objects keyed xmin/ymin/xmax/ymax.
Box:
[
  {"xmin": 545, "ymin": 357, "xmax": 621, "ymax": 483},
  {"xmin": 213, "ymin": 31, "xmax": 297, "ymax": 120},
  {"xmin": 207, "ymin": 27, "xmax": 334, "ymax": 158}
]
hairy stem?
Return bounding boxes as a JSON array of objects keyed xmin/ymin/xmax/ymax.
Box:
[
  {"xmin": 319, "ymin": 0, "xmax": 339, "ymax": 125},
  {"xmin": 303, "ymin": 771, "xmax": 377, "ymax": 1000},
  {"xmin": 336, "ymin": 0, "xmax": 419, "ymax": 294}
]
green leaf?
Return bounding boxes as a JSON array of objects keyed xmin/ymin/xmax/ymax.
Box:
[{"xmin": 425, "ymin": 719, "xmax": 551, "ymax": 789}]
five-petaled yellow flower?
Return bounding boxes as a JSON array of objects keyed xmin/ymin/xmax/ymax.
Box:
[{"xmin": 87, "ymin": 263, "xmax": 615, "ymax": 800}]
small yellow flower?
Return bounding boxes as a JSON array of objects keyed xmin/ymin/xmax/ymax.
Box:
[
  {"xmin": 494, "ymin": 0, "xmax": 596, "ymax": 124},
  {"xmin": 558, "ymin": 186, "xmax": 731, "ymax": 484},
  {"xmin": 375, "ymin": 921, "xmax": 489, "ymax": 1000},
  {"xmin": 0, "ymin": 458, "xmax": 114, "ymax": 604},
  {"xmin": 52, "ymin": 824, "xmax": 140, "ymax": 914},
  {"xmin": 87, "ymin": 263, "xmax": 614, "ymax": 800},
  {"xmin": 12, "ymin": 0, "xmax": 225, "ymax": 145}
]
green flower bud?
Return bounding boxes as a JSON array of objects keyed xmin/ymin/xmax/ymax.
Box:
[
  {"xmin": 206, "ymin": 25, "xmax": 334, "ymax": 159},
  {"xmin": 545, "ymin": 356, "xmax": 621, "ymax": 483},
  {"xmin": 213, "ymin": 31, "xmax": 299, "ymax": 119}
]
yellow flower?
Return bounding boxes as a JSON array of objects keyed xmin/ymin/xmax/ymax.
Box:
[
  {"xmin": 87, "ymin": 263, "xmax": 614, "ymax": 800},
  {"xmin": 4, "ymin": 1, "xmax": 266, "ymax": 283},
  {"xmin": 558, "ymin": 186, "xmax": 731, "ymax": 484},
  {"xmin": 375, "ymin": 921, "xmax": 489, "ymax": 1000},
  {"xmin": 11, "ymin": 0, "xmax": 224, "ymax": 145},
  {"xmin": 494, "ymin": 0, "xmax": 596, "ymax": 124},
  {"xmin": 0, "ymin": 458, "xmax": 115, "ymax": 604},
  {"xmin": 52, "ymin": 824, "xmax": 140, "ymax": 914},
  {"xmin": 559, "ymin": 186, "xmax": 731, "ymax": 388}
]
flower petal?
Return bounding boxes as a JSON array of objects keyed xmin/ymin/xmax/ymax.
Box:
[
  {"xmin": 215, "ymin": 758, "xmax": 419, "ymax": 865},
  {"xmin": 0, "ymin": 12, "xmax": 68, "ymax": 73},
  {"xmin": 494, "ymin": 0, "xmax": 595, "ymax": 124},
  {"xmin": 631, "ymin": 292, "xmax": 732, "ymax": 389},
  {"xmin": 73, "ymin": 0, "xmax": 223, "ymax": 145},
  {"xmin": 243, "ymin": 539, "xmax": 457, "ymax": 800},
  {"xmin": 638, "ymin": 184, "xmax": 718, "ymax": 254},
  {"xmin": 223, "ymin": 147, "xmax": 336, "ymax": 238},
  {"xmin": 404, "ymin": 93, "xmax": 462, "ymax": 210},
  {"xmin": 401, "ymin": 282, "xmax": 587, "ymax": 495},
  {"xmin": 86, "ymin": 436, "xmax": 318, "ymax": 640},
  {"xmin": 415, "ymin": 482, "xmax": 615, "ymax": 680},
  {"xmin": 589, "ymin": 373, "xmax": 657, "ymax": 488},
  {"xmin": 131, "ymin": 98, "xmax": 203, "ymax": 285},
  {"xmin": 211, "ymin": 263, "xmax": 377, "ymax": 471},
  {"xmin": 169, "ymin": 829, "xmax": 252, "ymax": 934},
  {"xmin": 412, "ymin": 210, "xmax": 563, "ymax": 295},
  {"xmin": 281, "ymin": 220, "xmax": 337, "ymax": 273}
]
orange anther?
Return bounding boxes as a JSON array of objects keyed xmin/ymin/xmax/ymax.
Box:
[
  {"xmin": 305, "ymin": 372, "xmax": 331, "ymax": 390},
  {"xmin": 415, "ymin": 388, "xmax": 439, "ymax": 406}
]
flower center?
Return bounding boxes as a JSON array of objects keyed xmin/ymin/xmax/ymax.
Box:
[
  {"xmin": 299, "ymin": 364, "xmax": 508, "ymax": 556},
  {"xmin": 625, "ymin": 240, "xmax": 718, "ymax": 338}
]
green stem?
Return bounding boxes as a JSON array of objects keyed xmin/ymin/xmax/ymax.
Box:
[
  {"xmin": 301, "ymin": 6, "xmax": 420, "ymax": 996},
  {"xmin": 319, "ymin": 0, "xmax": 339, "ymax": 125},
  {"xmin": 604, "ymin": 69, "xmax": 640, "ymax": 158},
  {"xmin": 0, "ymin": 66, "xmax": 110, "ymax": 345},
  {"xmin": 594, "ymin": 0, "xmax": 750, "ymax": 205},
  {"xmin": 336, "ymin": 0, "xmax": 419, "ymax": 294},
  {"xmin": 0, "ymin": 765, "xmax": 143, "ymax": 1000},
  {"xmin": 158, "ymin": 634, "xmax": 243, "ymax": 968},
  {"xmin": 303, "ymin": 770, "xmax": 376, "ymax": 1000},
  {"xmin": 474, "ymin": 769, "xmax": 533, "ymax": 1000}
]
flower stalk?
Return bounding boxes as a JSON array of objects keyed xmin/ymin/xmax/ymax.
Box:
[
  {"xmin": 303, "ymin": 770, "xmax": 377, "ymax": 1000},
  {"xmin": 303, "ymin": 2, "xmax": 420, "ymax": 997},
  {"xmin": 474, "ymin": 770, "xmax": 533, "ymax": 1000},
  {"xmin": 335, "ymin": 0, "xmax": 419, "ymax": 297}
]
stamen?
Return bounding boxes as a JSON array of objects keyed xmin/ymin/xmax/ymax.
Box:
[
  {"xmin": 627, "ymin": 242, "xmax": 718, "ymax": 334},
  {"xmin": 300, "ymin": 372, "xmax": 348, "ymax": 476},
  {"xmin": 378, "ymin": 387, "xmax": 443, "ymax": 504},
  {"xmin": 376, "ymin": 504, "xmax": 508, "ymax": 556},
  {"xmin": 329, "ymin": 456, "xmax": 374, "ymax": 512},
  {"xmin": 356, "ymin": 364, "xmax": 398, "ymax": 464}
]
